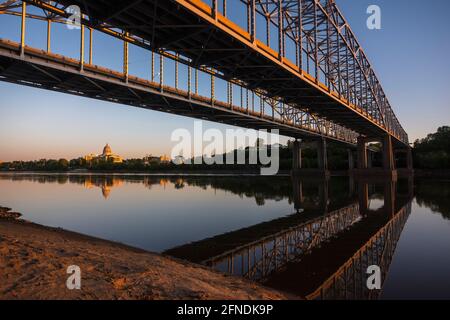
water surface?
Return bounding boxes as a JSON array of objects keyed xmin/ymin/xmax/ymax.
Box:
[{"xmin": 0, "ymin": 173, "xmax": 449, "ymax": 299}]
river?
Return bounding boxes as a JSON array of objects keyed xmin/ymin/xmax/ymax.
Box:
[{"xmin": 1, "ymin": 173, "xmax": 449, "ymax": 299}]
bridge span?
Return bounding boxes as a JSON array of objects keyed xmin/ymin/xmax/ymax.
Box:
[{"xmin": 0, "ymin": 0, "xmax": 412, "ymax": 176}]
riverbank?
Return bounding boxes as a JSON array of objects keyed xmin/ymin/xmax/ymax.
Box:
[{"xmin": 0, "ymin": 207, "xmax": 290, "ymax": 300}]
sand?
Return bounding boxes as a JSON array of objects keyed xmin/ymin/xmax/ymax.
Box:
[{"xmin": 0, "ymin": 207, "xmax": 289, "ymax": 300}]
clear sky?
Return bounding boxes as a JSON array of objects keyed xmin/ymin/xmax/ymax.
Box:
[{"xmin": 0, "ymin": 0, "xmax": 449, "ymax": 161}]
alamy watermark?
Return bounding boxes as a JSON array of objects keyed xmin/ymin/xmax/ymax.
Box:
[
  {"xmin": 65, "ymin": 5, "xmax": 81, "ymax": 30},
  {"xmin": 170, "ymin": 121, "xmax": 280, "ymax": 176},
  {"xmin": 367, "ymin": 5, "xmax": 382, "ymax": 30},
  {"xmin": 64, "ymin": 263, "xmax": 381, "ymax": 291},
  {"xmin": 366, "ymin": 265, "xmax": 381, "ymax": 290},
  {"xmin": 66, "ymin": 265, "xmax": 81, "ymax": 290}
]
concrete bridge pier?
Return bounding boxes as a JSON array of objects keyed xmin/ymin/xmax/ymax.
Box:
[
  {"xmin": 395, "ymin": 147, "xmax": 414, "ymax": 176},
  {"xmin": 292, "ymin": 140, "xmax": 302, "ymax": 172},
  {"xmin": 353, "ymin": 135, "xmax": 398, "ymax": 178},
  {"xmin": 383, "ymin": 135, "xmax": 395, "ymax": 172},
  {"xmin": 357, "ymin": 136, "xmax": 368, "ymax": 170},
  {"xmin": 292, "ymin": 138, "xmax": 330, "ymax": 177}
]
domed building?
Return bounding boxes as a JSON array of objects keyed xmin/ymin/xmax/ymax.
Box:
[
  {"xmin": 84, "ymin": 144, "xmax": 123, "ymax": 164},
  {"xmin": 102, "ymin": 144, "xmax": 112, "ymax": 156}
]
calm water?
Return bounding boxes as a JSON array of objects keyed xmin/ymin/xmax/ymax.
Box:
[{"xmin": 1, "ymin": 173, "xmax": 449, "ymax": 300}]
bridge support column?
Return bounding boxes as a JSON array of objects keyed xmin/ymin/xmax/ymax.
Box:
[
  {"xmin": 292, "ymin": 140, "xmax": 302, "ymax": 171},
  {"xmin": 291, "ymin": 139, "xmax": 330, "ymax": 177},
  {"xmin": 368, "ymin": 150, "xmax": 374, "ymax": 168},
  {"xmin": 404, "ymin": 147, "xmax": 415, "ymax": 177},
  {"xmin": 383, "ymin": 135, "xmax": 395, "ymax": 170},
  {"xmin": 352, "ymin": 135, "xmax": 398, "ymax": 178},
  {"xmin": 382, "ymin": 135, "xmax": 397, "ymax": 179},
  {"xmin": 357, "ymin": 136, "xmax": 368, "ymax": 170},
  {"xmin": 396, "ymin": 146, "xmax": 414, "ymax": 176}
]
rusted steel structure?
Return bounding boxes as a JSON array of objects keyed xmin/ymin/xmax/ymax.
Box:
[
  {"xmin": 0, "ymin": 0, "xmax": 409, "ymax": 152},
  {"xmin": 201, "ymin": 187, "xmax": 412, "ymax": 299},
  {"xmin": 306, "ymin": 202, "xmax": 411, "ymax": 300},
  {"xmin": 203, "ymin": 203, "xmax": 362, "ymax": 280}
]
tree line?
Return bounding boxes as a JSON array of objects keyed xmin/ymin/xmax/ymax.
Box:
[
  {"xmin": 1, "ymin": 126, "xmax": 448, "ymax": 172},
  {"xmin": 413, "ymin": 126, "xmax": 450, "ymax": 169}
]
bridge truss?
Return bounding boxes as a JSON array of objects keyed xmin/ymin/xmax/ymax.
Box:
[{"xmin": 0, "ymin": 0, "xmax": 408, "ymax": 146}]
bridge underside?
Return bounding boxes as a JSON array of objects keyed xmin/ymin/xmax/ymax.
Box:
[
  {"xmin": 37, "ymin": 0, "xmax": 408, "ymax": 147},
  {"xmin": 0, "ymin": 0, "xmax": 413, "ymax": 176},
  {"xmin": 0, "ymin": 39, "xmax": 343, "ymax": 142}
]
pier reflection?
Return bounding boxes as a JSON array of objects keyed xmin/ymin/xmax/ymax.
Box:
[{"xmin": 165, "ymin": 175, "xmax": 414, "ymax": 300}]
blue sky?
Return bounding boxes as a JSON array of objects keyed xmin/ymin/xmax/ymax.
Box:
[{"xmin": 0, "ymin": 0, "xmax": 449, "ymax": 161}]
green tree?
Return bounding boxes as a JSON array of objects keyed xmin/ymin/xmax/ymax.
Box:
[{"xmin": 413, "ymin": 126, "xmax": 450, "ymax": 169}]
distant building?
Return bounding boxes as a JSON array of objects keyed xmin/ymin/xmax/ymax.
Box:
[
  {"xmin": 160, "ymin": 154, "xmax": 171, "ymax": 163},
  {"xmin": 84, "ymin": 144, "xmax": 123, "ymax": 164},
  {"xmin": 143, "ymin": 154, "xmax": 171, "ymax": 165},
  {"xmin": 143, "ymin": 155, "xmax": 160, "ymax": 165}
]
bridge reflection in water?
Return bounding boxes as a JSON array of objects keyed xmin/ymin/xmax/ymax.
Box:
[{"xmin": 165, "ymin": 176, "xmax": 414, "ymax": 300}]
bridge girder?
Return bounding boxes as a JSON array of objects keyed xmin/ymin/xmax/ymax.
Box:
[{"xmin": 0, "ymin": 0, "xmax": 409, "ymax": 146}]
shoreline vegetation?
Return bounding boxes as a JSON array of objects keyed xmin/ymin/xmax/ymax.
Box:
[
  {"xmin": 0, "ymin": 206, "xmax": 291, "ymax": 300},
  {"xmin": 1, "ymin": 126, "xmax": 448, "ymax": 175}
]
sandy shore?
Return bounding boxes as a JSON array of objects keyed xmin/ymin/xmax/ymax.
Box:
[{"xmin": 0, "ymin": 207, "xmax": 290, "ymax": 300}]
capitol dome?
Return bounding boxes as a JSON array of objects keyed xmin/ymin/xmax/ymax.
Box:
[{"xmin": 102, "ymin": 143, "xmax": 112, "ymax": 156}]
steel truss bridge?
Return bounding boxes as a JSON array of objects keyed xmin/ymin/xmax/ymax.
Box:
[{"xmin": 0, "ymin": 0, "xmax": 408, "ymax": 147}]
